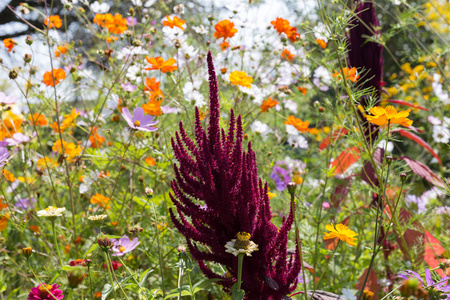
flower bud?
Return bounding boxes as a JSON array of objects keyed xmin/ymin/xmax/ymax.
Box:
[
  {"xmin": 386, "ymin": 156, "xmax": 393, "ymax": 164},
  {"xmin": 129, "ymin": 8, "xmax": 135, "ymax": 16},
  {"xmin": 287, "ymin": 182, "xmax": 297, "ymax": 197},
  {"xmin": 68, "ymin": 269, "xmax": 86, "ymax": 288},
  {"xmin": 25, "ymin": 35, "xmax": 33, "ymax": 45},
  {"xmin": 145, "ymin": 187, "xmax": 154, "ymax": 196},
  {"xmin": 22, "ymin": 247, "xmax": 33, "ymax": 257},
  {"xmin": 318, "ymin": 107, "xmax": 325, "ymax": 113},
  {"xmin": 9, "ymin": 69, "xmax": 18, "ymax": 80},
  {"xmin": 23, "ymin": 54, "xmax": 32, "ymax": 64},
  {"xmin": 399, "ymin": 278, "xmax": 421, "ymax": 298},
  {"xmin": 221, "ymin": 68, "xmax": 227, "ymax": 74},
  {"xmin": 400, "ymin": 173, "xmax": 407, "ymax": 181},
  {"xmin": 362, "ymin": 290, "xmax": 374, "ymax": 300},
  {"xmin": 85, "ymin": 259, "xmax": 92, "ymax": 267},
  {"xmin": 97, "ymin": 236, "xmax": 112, "ymax": 251}
]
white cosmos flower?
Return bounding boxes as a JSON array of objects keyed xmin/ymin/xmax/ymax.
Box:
[
  {"xmin": 287, "ymin": 135, "xmax": 308, "ymax": 149},
  {"xmin": 313, "ymin": 66, "xmax": 332, "ymax": 91},
  {"xmin": 251, "ymin": 120, "xmax": 272, "ymax": 140},
  {"xmin": 284, "ymin": 99, "xmax": 298, "ymax": 114},
  {"xmin": 37, "ymin": 206, "xmax": 66, "ymax": 218},
  {"xmin": 192, "ymin": 25, "xmax": 208, "ymax": 35},
  {"xmin": 90, "ymin": 1, "xmax": 110, "ymax": 13},
  {"xmin": 183, "ymin": 81, "xmax": 205, "ymax": 106},
  {"xmin": 432, "ymin": 125, "xmax": 450, "ymax": 143},
  {"xmin": 101, "ymin": 94, "xmax": 120, "ymax": 118}
]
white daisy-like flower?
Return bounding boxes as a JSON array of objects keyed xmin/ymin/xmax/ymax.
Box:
[
  {"xmin": 287, "ymin": 135, "xmax": 309, "ymax": 149},
  {"xmin": 88, "ymin": 214, "xmax": 108, "ymax": 221},
  {"xmin": 250, "ymin": 120, "xmax": 272, "ymax": 140},
  {"xmin": 37, "ymin": 206, "xmax": 66, "ymax": 218},
  {"xmin": 192, "ymin": 25, "xmax": 208, "ymax": 35},
  {"xmin": 90, "ymin": 1, "xmax": 110, "ymax": 13},
  {"xmin": 225, "ymin": 232, "xmax": 259, "ymax": 256},
  {"xmin": 340, "ymin": 288, "xmax": 357, "ymax": 300},
  {"xmin": 432, "ymin": 125, "xmax": 450, "ymax": 143},
  {"xmin": 173, "ymin": 4, "xmax": 185, "ymax": 14},
  {"xmin": 313, "ymin": 66, "xmax": 332, "ymax": 91}
]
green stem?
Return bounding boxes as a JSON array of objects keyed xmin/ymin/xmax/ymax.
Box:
[
  {"xmin": 88, "ymin": 265, "xmax": 94, "ymax": 300},
  {"xmin": 150, "ymin": 197, "xmax": 166, "ymax": 296},
  {"xmin": 104, "ymin": 252, "xmax": 117, "ymax": 299},
  {"xmin": 27, "ymin": 260, "xmax": 59, "ymax": 300},
  {"xmin": 237, "ymin": 253, "xmax": 244, "ymax": 292},
  {"xmin": 311, "ymin": 240, "xmax": 340, "ymax": 297},
  {"xmin": 52, "ymin": 220, "xmax": 63, "ymax": 268},
  {"xmin": 117, "ymin": 257, "xmax": 149, "ymax": 300},
  {"xmin": 107, "ymin": 253, "xmax": 130, "ymax": 300}
]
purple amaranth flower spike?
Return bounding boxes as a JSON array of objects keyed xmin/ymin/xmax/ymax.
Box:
[
  {"xmin": 121, "ymin": 107, "xmax": 158, "ymax": 131},
  {"xmin": 347, "ymin": 0, "xmax": 384, "ymax": 145},
  {"xmin": 170, "ymin": 51, "xmax": 301, "ymax": 299}
]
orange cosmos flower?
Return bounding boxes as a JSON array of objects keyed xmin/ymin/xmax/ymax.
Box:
[
  {"xmin": 1, "ymin": 170, "xmax": 15, "ymax": 182},
  {"xmin": 332, "ymin": 67, "xmax": 359, "ymax": 83},
  {"xmin": 89, "ymin": 134, "xmax": 105, "ymax": 148},
  {"xmin": 90, "ymin": 193, "xmax": 111, "ymax": 209},
  {"xmin": 260, "ymin": 97, "xmax": 279, "ymax": 112},
  {"xmin": 229, "ymin": 70, "xmax": 253, "ymax": 88},
  {"xmin": 297, "ymin": 86, "xmax": 307, "ymax": 95},
  {"xmin": 52, "ymin": 140, "xmax": 82, "ymax": 160},
  {"xmin": 106, "ymin": 36, "xmax": 118, "ymax": 43},
  {"xmin": 54, "ymin": 44, "xmax": 68, "ymax": 57},
  {"xmin": 317, "ymin": 38, "xmax": 327, "ymax": 49},
  {"xmin": 162, "ymin": 15, "xmax": 186, "ymax": 30},
  {"xmin": 142, "ymin": 99, "xmax": 162, "ymax": 116},
  {"xmin": 214, "ymin": 20, "xmax": 238, "ymax": 40},
  {"xmin": 144, "ymin": 77, "xmax": 164, "ymax": 100},
  {"xmin": 43, "ymin": 68, "xmax": 66, "ymax": 86},
  {"xmin": 284, "ymin": 116, "xmax": 309, "ymax": 132},
  {"xmin": 106, "ymin": 14, "xmax": 127, "ymax": 34},
  {"xmin": 37, "ymin": 157, "xmax": 59, "ymax": 170},
  {"xmin": 220, "ymin": 40, "xmax": 230, "ymax": 51},
  {"xmin": 365, "ymin": 106, "xmax": 413, "ymax": 127},
  {"xmin": 0, "ymin": 111, "xmax": 23, "ymax": 140},
  {"xmin": 145, "ymin": 157, "xmax": 156, "ymax": 166},
  {"xmin": 44, "ymin": 15, "xmax": 62, "ymax": 29},
  {"xmin": 281, "ymin": 49, "xmax": 295, "ymax": 61},
  {"xmin": 94, "ymin": 13, "xmax": 113, "ymax": 28},
  {"xmin": 285, "ymin": 27, "xmax": 300, "ymax": 42},
  {"xmin": 3, "ymin": 38, "xmax": 17, "ymax": 52},
  {"xmin": 29, "ymin": 113, "xmax": 48, "ymax": 126},
  {"xmin": 271, "ymin": 18, "xmax": 291, "ymax": 34},
  {"xmin": 145, "ymin": 56, "xmax": 177, "ymax": 73},
  {"xmin": 323, "ymin": 223, "xmax": 358, "ymax": 246},
  {"xmin": 0, "ymin": 212, "xmax": 9, "ymax": 232},
  {"xmin": 29, "ymin": 225, "xmax": 40, "ymax": 233}
]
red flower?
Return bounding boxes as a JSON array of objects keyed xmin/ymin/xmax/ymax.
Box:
[{"xmin": 102, "ymin": 260, "xmax": 122, "ymax": 270}]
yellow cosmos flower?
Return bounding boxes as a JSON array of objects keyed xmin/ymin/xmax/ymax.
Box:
[
  {"xmin": 366, "ymin": 106, "xmax": 413, "ymax": 127},
  {"xmin": 229, "ymin": 71, "xmax": 253, "ymax": 88},
  {"xmin": 323, "ymin": 223, "xmax": 358, "ymax": 246}
]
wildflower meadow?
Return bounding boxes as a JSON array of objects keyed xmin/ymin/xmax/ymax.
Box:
[{"xmin": 0, "ymin": 0, "xmax": 449, "ymax": 299}]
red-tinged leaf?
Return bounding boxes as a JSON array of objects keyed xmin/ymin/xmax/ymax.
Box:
[
  {"xmin": 303, "ymin": 262, "xmax": 315, "ymax": 274},
  {"xmin": 387, "ymin": 99, "xmax": 430, "ymax": 111},
  {"xmin": 319, "ymin": 128, "xmax": 348, "ymax": 151},
  {"xmin": 393, "ymin": 130, "xmax": 442, "ymax": 165},
  {"xmin": 330, "ymin": 147, "xmax": 361, "ymax": 175},
  {"xmin": 424, "ymin": 231, "xmax": 446, "ymax": 277},
  {"xmin": 396, "ymin": 210, "xmax": 424, "ymax": 261},
  {"xmin": 355, "ymin": 268, "xmax": 381, "ymax": 299},
  {"xmin": 330, "ymin": 177, "xmax": 352, "ymax": 208},
  {"xmin": 398, "ymin": 156, "xmax": 445, "ymax": 188}
]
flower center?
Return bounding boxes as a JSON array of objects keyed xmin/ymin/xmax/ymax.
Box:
[
  {"xmin": 134, "ymin": 120, "xmax": 140, "ymax": 127},
  {"xmin": 45, "ymin": 206, "xmax": 56, "ymax": 212},
  {"xmin": 234, "ymin": 232, "xmax": 251, "ymax": 250},
  {"xmin": 119, "ymin": 246, "xmax": 126, "ymax": 252},
  {"xmin": 38, "ymin": 284, "xmax": 53, "ymax": 296}
]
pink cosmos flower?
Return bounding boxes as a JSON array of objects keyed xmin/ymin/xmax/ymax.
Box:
[
  {"xmin": 110, "ymin": 235, "xmax": 140, "ymax": 256},
  {"xmin": 27, "ymin": 283, "xmax": 64, "ymax": 300},
  {"xmin": 121, "ymin": 107, "xmax": 158, "ymax": 132},
  {"xmin": 5, "ymin": 133, "xmax": 30, "ymax": 146},
  {"xmin": 0, "ymin": 147, "xmax": 10, "ymax": 167}
]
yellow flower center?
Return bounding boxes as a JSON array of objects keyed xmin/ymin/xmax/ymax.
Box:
[
  {"xmin": 235, "ymin": 232, "xmax": 251, "ymax": 250},
  {"xmin": 38, "ymin": 284, "xmax": 53, "ymax": 294},
  {"xmin": 119, "ymin": 246, "xmax": 126, "ymax": 252},
  {"xmin": 45, "ymin": 206, "xmax": 56, "ymax": 212},
  {"xmin": 134, "ymin": 120, "xmax": 140, "ymax": 127}
]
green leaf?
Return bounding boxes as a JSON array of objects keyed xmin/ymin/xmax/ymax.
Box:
[
  {"xmin": 139, "ymin": 268, "xmax": 154, "ymax": 286},
  {"xmin": 101, "ymin": 283, "xmax": 112, "ymax": 300},
  {"xmin": 164, "ymin": 286, "xmax": 191, "ymax": 299},
  {"xmin": 6, "ymin": 287, "xmax": 20, "ymax": 299}
]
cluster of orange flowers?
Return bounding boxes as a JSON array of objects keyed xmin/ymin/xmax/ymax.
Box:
[
  {"xmin": 52, "ymin": 139, "xmax": 83, "ymax": 161},
  {"xmin": 0, "ymin": 199, "xmax": 9, "ymax": 232},
  {"xmin": 0, "ymin": 111, "xmax": 23, "ymax": 140},
  {"xmin": 332, "ymin": 67, "xmax": 360, "ymax": 83},
  {"xmin": 281, "ymin": 49, "xmax": 295, "ymax": 61},
  {"xmin": 43, "ymin": 68, "xmax": 66, "ymax": 86},
  {"xmin": 54, "ymin": 44, "xmax": 69, "ymax": 57},
  {"xmin": 3, "ymin": 38, "xmax": 16, "ymax": 52},
  {"xmin": 93, "ymin": 13, "xmax": 127, "ymax": 34},
  {"xmin": 50, "ymin": 108, "xmax": 79, "ymax": 133},
  {"xmin": 162, "ymin": 15, "xmax": 185, "ymax": 30},
  {"xmin": 89, "ymin": 127, "xmax": 106, "ymax": 148},
  {"xmin": 271, "ymin": 17, "xmax": 301, "ymax": 42},
  {"xmin": 214, "ymin": 19, "xmax": 238, "ymax": 51},
  {"xmin": 260, "ymin": 97, "xmax": 279, "ymax": 112},
  {"xmin": 44, "ymin": 15, "xmax": 62, "ymax": 29},
  {"xmin": 90, "ymin": 193, "xmax": 111, "ymax": 209}
]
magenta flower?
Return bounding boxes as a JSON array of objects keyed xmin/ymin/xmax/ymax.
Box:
[
  {"xmin": 110, "ymin": 235, "xmax": 140, "ymax": 257},
  {"xmin": 121, "ymin": 107, "xmax": 158, "ymax": 132},
  {"xmin": 0, "ymin": 147, "xmax": 10, "ymax": 167},
  {"xmin": 27, "ymin": 283, "xmax": 64, "ymax": 300}
]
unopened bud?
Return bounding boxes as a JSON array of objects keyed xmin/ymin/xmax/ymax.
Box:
[
  {"xmin": 313, "ymin": 101, "xmax": 320, "ymax": 107},
  {"xmin": 25, "ymin": 35, "xmax": 33, "ymax": 45},
  {"xmin": 23, "ymin": 53, "xmax": 32, "ymax": 64},
  {"xmin": 386, "ymin": 156, "xmax": 393, "ymax": 164},
  {"xmin": 145, "ymin": 187, "xmax": 154, "ymax": 197},
  {"xmin": 22, "ymin": 247, "xmax": 33, "ymax": 257},
  {"xmin": 318, "ymin": 107, "xmax": 325, "ymax": 113},
  {"xmin": 97, "ymin": 236, "xmax": 112, "ymax": 251},
  {"xmin": 362, "ymin": 290, "xmax": 374, "ymax": 300},
  {"xmin": 287, "ymin": 182, "xmax": 297, "ymax": 197},
  {"xmin": 129, "ymin": 8, "xmax": 135, "ymax": 16},
  {"xmin": 9, "ymin": 69, "xmax": 18, "ymax": 80},
  {"xmin": 400, "ymin": 173, "xmax": 407, "ymax": 181}
]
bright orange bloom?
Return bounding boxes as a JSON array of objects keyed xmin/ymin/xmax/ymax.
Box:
[
  {"xmin": 43, "ymin": 68, "xmax": 66, "ymax": 86},
  {"xmin": 284, "ymin": 116, "xmax": 309, "ymax": 132},
  {"xmin": 52, "ymin": 140, "xmax": 82, "ymax": 160},
  {"xmin": 0, "ymin": 111, "xmax": 23, "ymax": 140},
  {"xmin": 145, "ymin": 56, "xmax": 177, "ymax": 73},
  {"xmin": 0, "ymin": 212, "xmax": 9, "ymax": 232},
  {"xmin": 29, "ymin": 113, "xmax": 48, "ymax": 126},
  {"xmin": 271, "ymin": 18, "xmax": 291, "ymax": 35},
  {"xmin": 332, "ymin": 67, "xmax": 360, "ymax": 83},
  {"xmin": 50, "ymin": 108, "xmax": 79, "ymax": 133},
  {"xmin": 260, "ymin": 97, "xmax": 279, "ymax": 112},
  {"xmin": 281, "ymin": 49, "xmax": 295, "ymax": 61},
  {"xmin": 44, "ymin": 15, "xmax": 62, "ymax": 29},
  {"xmin": 94, "ymin": 292, "xmax": 102, "ymax": 298},
  {"xmin": 297, "ymin": 86, "xmax": 307, "ymax": 95},
  {"xmin": 29, "ymin": 225, "xmax": 40, "ymax": 233},
  {"xmin": 145, "ymin": 157, "xmax": 156, "ymax": 166},
  {"xmin": 106, "ymin": 36, "xmax": 118, "ymax": 43},
  {"xmin": 162, "ymin": 15, "xmax": 186, "ymax": 30},
  {"xmin": 220, "ymin": 40, "xmax": 230, "ymax": 51},
  {"xmin": 54, "ymin": 44, "xmax": 68, "ymax": 57},
  {"xmin": 144, "ymin": 77, "xmax": 164, "ymax": 100},
  {"xmin": 106, "ymin": 14, "xmax": 127, "ymax": 34},
  {"xmin": 285, "ymin": 27, "xmax": 300, "ymax": 42},
  {"xmin": 0, "ymin": 199, "xmax": 7, "ymax": 210},
  {"xmin": 214, "ymin": 20, "xmax": 238, "ymax": 40},
  {"xmin": 89, "ymin": 134, "xmax": 105, "ymax": 148},
  {"xmin": 3, "ymin": 38, "xmax": 17, "ymax": 52},
  {"xmin": 366, "ymin": 106, "xmax": 413, "ymax": 127},
  {"xmin": 316, "ymin": 38, "xmax": 327, "ymax": 49},
  {"xmin": 229, "ymin": 70, "xmax": 253, "ymax": 88},
  {"xmin": 1, "ymin": 170, "xmax": 15, "ymax": 182},
  {"xmin": 142, "ymin": 99, "xmax": 162, "ymax": 116},
  {"xmin": 37, "ymin": 156, "xmax": 59, "ymax": 170},
  {"xmin": 323, "ymin": 223, "xmax": 358, "ymax": 247},
  {"xmin": 94, "ymin": 13, "xmax": 113, "ymax": 28},
  {"xmin": 90, "ymin": 193, "xmax": 111, "ymax": 209}
]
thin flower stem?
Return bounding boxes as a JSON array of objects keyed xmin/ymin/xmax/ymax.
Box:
[
  {"xmin": 87, "ymin": 265, "xmax": 94, "ymax": 300},
  {"xmin": 51, "ymin": 220, "xmax": 63, "ymax": 268},
  {"xmin": 237, "ymin": 253, "xmax": 244, "ymax": 292},
  {"xmin": 177, "ymin": 264, "xmax": 183, "ymax": 300},
  {"xmin": 311, "ymin": 240, "xmax": 341, "ymax": 297},
  {"xmin": 107, "ymin": 253, "xmax": 130, "ymax": 300},
  {"xmin": 117, "ymin": 257, "xmax": 149, "ymax": 300},
  {"xmin": 104, "ymin": 252, "xmax": 118, "ymax": 299},
  {"xmin": 150, "ymin": 197, "xmax": 166, "ymax": 296}
]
